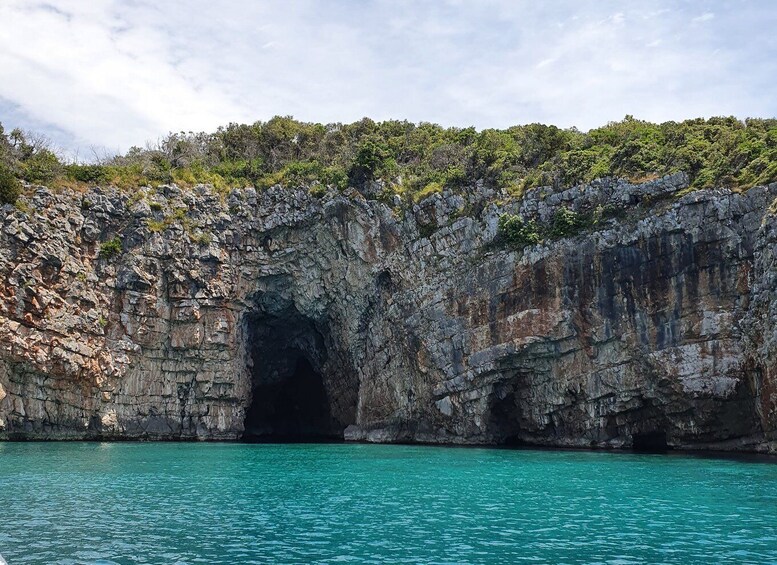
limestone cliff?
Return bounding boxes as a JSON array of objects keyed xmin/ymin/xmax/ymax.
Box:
[{"xmin": 1, "ymin": 174, "xmax": 776, "ymax": 452}]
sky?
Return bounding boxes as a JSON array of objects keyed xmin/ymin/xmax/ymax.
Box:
[{"xmin": 0, "ymin": 0, "xmax": 775, "ymax": 157}]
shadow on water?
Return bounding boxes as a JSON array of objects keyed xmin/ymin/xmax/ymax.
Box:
[{"xmin": 491, "ymin": 443, "xmax": 777, "ymax": 464}]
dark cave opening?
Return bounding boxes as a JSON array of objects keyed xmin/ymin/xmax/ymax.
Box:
[
  {"xmin": 244, "ymin": 353, "xmax": 336, "ymax": 441},
  {"xmin": 488, "ymin": 385, "xmax": 524, "ymax": 445},
  {"xmin": 242, "ymin": 305, "xmax": 345, "ymax": 442},
  {"xmin": 632, "ymin": 431, "xmax": 670, "ymax": 453}
]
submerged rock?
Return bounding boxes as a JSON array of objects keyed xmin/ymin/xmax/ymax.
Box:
[{"xmin": 0, "ymin": 177, "xmax": 776, "ymax": 453}]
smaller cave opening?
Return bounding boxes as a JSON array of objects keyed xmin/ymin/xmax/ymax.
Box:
[
  {"xmin": 487, "ymin": 383, "xmax": 524, "ymax": 445},
  {"xmin": 632, "ymin": 431, "xmax": 670, "ymax": 453}
]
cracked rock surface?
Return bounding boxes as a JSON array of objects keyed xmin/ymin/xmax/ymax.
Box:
[{"xmin": 1, "ymin": 174, "xmax": 776, "ymax": 452}]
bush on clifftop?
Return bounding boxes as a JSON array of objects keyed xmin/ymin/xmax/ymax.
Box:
[
  {"xmin": 0, "ymin": 165, "xmax": 21, "ymax": 205},
  {"xmin": 1, "ymin": 116, "xmax": 776, "ymax": 201}
]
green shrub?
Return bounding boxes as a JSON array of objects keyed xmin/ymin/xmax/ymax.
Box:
[
  {"xmin": 4, "ymin": 115, "xmax": 777, "ymax": 199},
  {"xmin": 0, "ymin": 165, "xmax": 21, "ymax": 205},
  {"xmin": 146, "ymin": 218, "xmax": 167, "ymax": 232},
  {"xmin": 21, "ymin": 150, "xmax": 62, "ymax": 184},
  {"xmin": 66, "ymin": 164, "xmax": 108, "ymax": 184},
  {"xmin": 321, "ymin": 165, "xmax": 348, "ymax": 190},
  {"xmin": 497, "ymin": 214, "xmax": 542, "ymax": 248},
  {"xmin": 348, "ymin": 140, "xmax": 396, "ymax": 185},
  {"xmin": 14, "ymin": 199, "xmax": 32, "ymax": 214},
  {"xmin": 99, "ymin": 236, "xmax": 122, "ymax": 258},
  {"xmin": 548, "ymin": 207, "xmax": 587, "ymax": 238},
  {"xmin": 309, "ymin": 184, "xmax": 327, "ymax": 198},
  {"xmin": 413, "ymin": 181, "xmax": 443, "ymax": 202}
]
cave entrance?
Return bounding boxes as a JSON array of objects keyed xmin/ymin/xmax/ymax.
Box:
[
  {"xmin": 488, "ymin": 383, "xmax": 524, "ymax": 445},
  {"xmin": 632, "ymin": 431, "xmax": 670, "ymax": 453},
  {"xmin": 244, "ymin": 353, "xmax": 336, "ymax": 441},
  {"xmin": 242, "ymin": 304, "xmax": 346, "ymax": 442}
]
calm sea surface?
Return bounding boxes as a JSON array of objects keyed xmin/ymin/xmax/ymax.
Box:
[{"xmin": 0, "ymin": 442, "xmax": 776, "ymax": 564}]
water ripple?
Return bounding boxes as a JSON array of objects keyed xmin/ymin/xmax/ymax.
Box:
[{"xmin": 0, "ymin": 443, "xmax": 776, "ymax": 564}]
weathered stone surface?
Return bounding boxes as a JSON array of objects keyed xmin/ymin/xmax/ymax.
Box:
[{"xmin": 0, "ymin": 176, "xmax": 775, "ymax": 452}]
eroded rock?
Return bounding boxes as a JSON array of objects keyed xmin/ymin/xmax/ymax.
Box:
[{"xmin": 0, "ymin": 178, "xmax": 775, "ymax": 452}]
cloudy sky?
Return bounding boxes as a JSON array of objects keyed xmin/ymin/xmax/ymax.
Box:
[{"xmin": 0, "ymin": 0, "xmax": 775, "ymax": 156}]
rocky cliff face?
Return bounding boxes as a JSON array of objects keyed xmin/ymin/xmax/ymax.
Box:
[{"xmin": 1, "ymin": 174, "xmax": 776, "ymax": 452}]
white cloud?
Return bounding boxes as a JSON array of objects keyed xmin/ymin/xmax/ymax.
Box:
[
  {"xmin": 610, "ymin": 12, "xmax": 626, "ymax": 25},
  {"xmin": 0, "ymin": 0, "xmax": 774, "ymax": 156},
  {"xmin": 535, "ymin": 58, "xmax": 557, "ymax": 69},
  {"xmin": 693, "ymin": 12, "xmax": 716, "ymax": 23}
]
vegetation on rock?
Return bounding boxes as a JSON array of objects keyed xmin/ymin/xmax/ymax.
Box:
[
  {"xmin": 1, "ymin": 115, "xmax": 776, "ymax": 203},
  {"xmin": 99, "ymin": 237, "xmax": 123, "ymax": 258},
  {"xmin": 0, "ymin": 164, "xmax": 21, "ymax": 205},
  {"xmin": 497, "ymin": 214, "xmax": 542, "ymax": 248},
  {"xmin": 548, "ymin": 208, "xmax": 588, "ymax": 238},
  {"xmin": 498, "ymin": 205, "xmax": 620, "ymax": 248}
]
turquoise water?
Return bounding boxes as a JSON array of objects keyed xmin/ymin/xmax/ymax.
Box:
[{"xmin": 0, "ymin": 443, "xmax": 776, "ymax": 564}]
